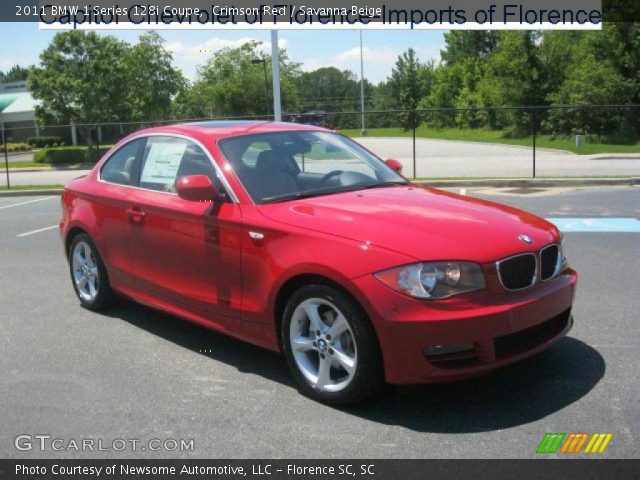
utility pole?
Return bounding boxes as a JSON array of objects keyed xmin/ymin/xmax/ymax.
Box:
[
  {"xmin": 360, "ymin": 31, "xmax": 366, "ymax": 135},
  {"xmin": 271, "ymin": 30, "xmax": 282, "ymax": 122}
]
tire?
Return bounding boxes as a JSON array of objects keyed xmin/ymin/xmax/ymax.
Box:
[
  {"xmin": 68, "ymin": 233, "xmax": 115, "ymax": 310},
  {"xmin": 281, "ymin": 284, "xmax": 384, "ymax": 405}
]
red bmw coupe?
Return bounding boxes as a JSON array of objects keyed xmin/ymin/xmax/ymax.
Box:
[{"xmin": 60, "ymin": 121, "xmax": 577, "ymax": 405}]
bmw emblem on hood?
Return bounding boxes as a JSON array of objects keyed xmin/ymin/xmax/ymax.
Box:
[{"xmin": 518, "ymin": 234, "xmax": 533, "ymax": 244}]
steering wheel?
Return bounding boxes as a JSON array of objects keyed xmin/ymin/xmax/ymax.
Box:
[{"xmin": 320, "ymin": 170, "xmax": 344, "ymax": 184}]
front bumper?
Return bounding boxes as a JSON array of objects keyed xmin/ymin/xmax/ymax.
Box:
[{"xmin": 350, "ymin": 268, "xmax": 577, "ymax": 384}]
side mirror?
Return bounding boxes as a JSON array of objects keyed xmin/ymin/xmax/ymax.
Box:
[
  {"xmin": 385, "ymin": 158, "xmax": 403, "ymax": 175},
  {"xmin": 175, "ymin": 175, "xmax": 219, "ymax": 202}
]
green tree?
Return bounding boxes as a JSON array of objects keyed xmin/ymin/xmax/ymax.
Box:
[
  {"xmin": 387, "ymin": 48, "xmax": 433, "ymax": 130},
  {"xmin": 423, "ymin": 31, "xmax": 499, "ymax": 128},
  {"xmin": 594, "ymin": 23, "xmax": 640, "ymax": 96},
  {"xmin": 28, "ymin": 30, "xmax": 185, "ymax": 135},
  {"xmin": 544, "ymin": 25, "xmax": 639, "ymax": 143},
  {"xmin": 0, "ymin": 65, "xmax": 31, "ymax": 83},
  {"xmin": 123, "ymin": 32, "xmax": 186, "ymax": 121},
  {"xmin": 296, "ymin": 67, "xmax": 360, "ymax": 111},
  {"xmin": 173, "ymin": 41, "xmax": 300, "ymax": 119},
  {"xmin": 294, "ymin": 67, "xmax": 374, "ymax": 128},
  {"xmin": 29, "ymin": 31, "xmax": 129, "ymax": 128},
  {"xmin": 537, "ymin": 31, "xmax": 583, "ymax": 102},
  {"xmin": 475, "ymin": 32, "xmax": 543, "ymax": 134},
  {"xmin": 369, "ymin": 80, "xmax": 402, "ymax": 127},
  {"xmin": 441, "ymin": 31, "xmax": 499, "ymax": 65},
  {"xmin": 421, "ymin": 60, "xmax": 487, "ymax": 128},
  {"xmin": 420, "ymin": 27, "xmax": 640, "ymax": 143}
]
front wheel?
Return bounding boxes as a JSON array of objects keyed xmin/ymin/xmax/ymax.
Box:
[
  {"xmin": 68, "ymin": 233, "xmax": 115, "ymax": 310},
  {"xmin": 282, "ymin": 285, "xmax": 384, "ymax": 405}
]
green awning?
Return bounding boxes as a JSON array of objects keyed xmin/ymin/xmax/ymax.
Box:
[
  {"xmin": 0, "ymin": 91, "xmax": 38, "ymax": 114},
  {"xmin": 0, "ymin": 92, "xmax": 20, "ymax": 112}
]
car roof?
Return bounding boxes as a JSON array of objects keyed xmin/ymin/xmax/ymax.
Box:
[{"xmin": 132, "ymin": 120, "xmax": 331, "ymax": 140}]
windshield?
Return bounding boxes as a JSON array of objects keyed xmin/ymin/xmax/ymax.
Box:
[{"xmin": 218, "ymin": 131, "xmax": 406, "ymax": 204}]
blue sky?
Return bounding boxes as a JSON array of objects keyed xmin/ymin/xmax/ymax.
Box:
[{"xmin": 0, "ymin": 23, "xmax": 445, "ymax": 84}]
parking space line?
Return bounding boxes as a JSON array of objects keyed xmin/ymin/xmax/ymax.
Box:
[
  {"xmin": 16, "ymin": 225, "xmax": 59, "ymax": 237},
  {"xmin": 547, "ymin": 217, "xmax": 640, "ymax": 233},
  {"xmin": 0, "ymin": 196, "xmax": 55, "ymax": 210}
]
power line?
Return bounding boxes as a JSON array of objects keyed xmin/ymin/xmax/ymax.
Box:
[{"xmin": 299, "ymin": 94, "xmax": 396, "ymax": 101}]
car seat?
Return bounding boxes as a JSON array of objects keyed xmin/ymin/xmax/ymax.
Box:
[{"xmin": 246, "ymin": 150, "xmax": 298, "ymax": 202}]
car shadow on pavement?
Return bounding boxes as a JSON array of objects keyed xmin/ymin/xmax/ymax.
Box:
[
  {"xmin": 105, "ymin": 302, "xmax": 604, "ymax": 433},
  {"xmin": 343, "ymin": 336, "xmax": 605, "ymax": 433},
  {"xmin": 103, "ymin": 300, "xmax": 295, "ymax": 386}
]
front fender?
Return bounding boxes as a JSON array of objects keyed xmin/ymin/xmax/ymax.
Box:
[{"xmin": 239, "ymin": 209, "xmax": 414, "ymax": 327}]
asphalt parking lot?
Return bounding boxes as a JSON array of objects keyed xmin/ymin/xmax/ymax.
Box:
[{"xmin": 1, "ymin": 186, "xmax": 639, "ymax": 459}]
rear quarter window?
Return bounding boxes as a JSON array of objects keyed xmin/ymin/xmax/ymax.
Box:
[{"xmin": 100, "ymin": 139, "xmax": 145, "ymax": 185}]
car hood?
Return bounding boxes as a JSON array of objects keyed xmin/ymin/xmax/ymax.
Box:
[{"xmin": 256, "ymin": 185, "xmax": 559, "ymax": 263}]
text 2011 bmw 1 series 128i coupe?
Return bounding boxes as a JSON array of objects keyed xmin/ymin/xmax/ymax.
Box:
[{"xmin": 60, "ymin": 121, "xmax": 577, "ymax": 405}]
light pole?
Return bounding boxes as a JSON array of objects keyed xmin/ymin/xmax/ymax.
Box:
[
  {"xmin": 271, "ymin": 30, "xmax": 282, "ymax": 122},
  {"xmin": 359, "ymin": 30, "xmax": 366, "ymax": 136},
  {"xmin": 251, "ymin": 58, "xmax": 271, "ymax": 117}
]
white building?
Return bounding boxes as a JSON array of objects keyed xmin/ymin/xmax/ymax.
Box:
[{"xmin": 0, "ymin": 81, "xmax": 41, "ymax": 142}]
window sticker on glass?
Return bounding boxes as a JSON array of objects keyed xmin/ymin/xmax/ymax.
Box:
[{"xmin": 140, "ymin": 143, "xmax": 187, "ymax": 185}]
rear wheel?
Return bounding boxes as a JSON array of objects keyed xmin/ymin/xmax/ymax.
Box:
[
  {"xmin": 282, "ymin": 285, "xmax": 384, "ymax": 405},
  {"xmin": 68, "ymin": 233, "xmax": 115, "ymax": 310}
]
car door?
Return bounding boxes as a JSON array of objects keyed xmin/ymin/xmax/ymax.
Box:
[
  {"xmin": 126, "ymin": 135, "xmax": 243, "ymax": 319},
  {"xmin": 94, "ymin": 137, "xmax": 146, "ymax": 285}
]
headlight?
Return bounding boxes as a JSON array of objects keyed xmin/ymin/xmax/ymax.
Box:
[{"xmin": 374, "ymin": 262, "xmax": 486, "ymax": 299}]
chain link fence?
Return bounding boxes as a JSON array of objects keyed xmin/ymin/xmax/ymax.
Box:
[
  {"xmin": 2, "ymin": 106, "xmax": 639, "ymax": 188},
  {"xmin": 327, "ymin": 105, "xmax": 640, "ymax": 179}
]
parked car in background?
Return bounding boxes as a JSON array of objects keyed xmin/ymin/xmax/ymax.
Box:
[
  {"xmin": 60, "ymin": 121, "xmax": 577, "ymax": 405},
  {"xmin": 284, "ymin": 110, "xmax": 333, "ymax": 129}
]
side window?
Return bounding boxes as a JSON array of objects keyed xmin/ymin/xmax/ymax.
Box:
[
  {"xmin": 138, "ymin": 136, "xmax": 221, "ymax": 193},
  {"xmin": 100, "ymin": 139, "xmax": 144, "ymax": 185}
]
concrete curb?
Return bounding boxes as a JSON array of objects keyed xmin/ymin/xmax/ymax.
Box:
[
  {"xmin": 415, "ymin": 178, "xmax": 640, "ymax": 188},
  {"xmin": 4, "ymin": 168, "xmax": 55, "ymax": 173},
  {"xmin": 0, "ymin": 189, "xmax": 64, "ymax": 197},
  {"xmin": 5, "ymin": 164, "xmax": 93, "ymax": 173}
]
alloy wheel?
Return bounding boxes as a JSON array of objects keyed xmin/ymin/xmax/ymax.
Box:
[
  {"xmin": 289, "ymin": 297, "xmax": 357, "ymax": 392},
  {"xmin": 71, "ymin": 241, "xmax": 99, "ymax": 302}
]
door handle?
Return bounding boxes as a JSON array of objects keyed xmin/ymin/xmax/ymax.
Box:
[{"xmin": 126, "ymin": 207, "xmax": 146, "ymax": 224}]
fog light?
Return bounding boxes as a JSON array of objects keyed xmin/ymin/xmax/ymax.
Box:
[{"xmin": 424, "ymin": 342, "xmax": 475, "ymax": 356}]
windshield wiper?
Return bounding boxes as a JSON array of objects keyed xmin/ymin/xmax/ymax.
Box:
[
  {"xmin": 362, "ymin": 180, "xmax": 408, "ymax": 189},
  {"xmin": 260, "ymin": 191, "xmax": 325, "ymax": 204},
  {"xmin": 260, "ymin": 181, "xmax": 407, "ymax": 204},
  {"xmin": 260, "ymin": 185, "xmax": 373, "ymax": 204}
]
